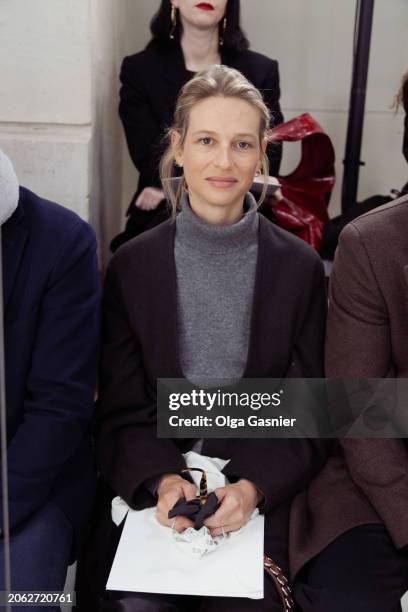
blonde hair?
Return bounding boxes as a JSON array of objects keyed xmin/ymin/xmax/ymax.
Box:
[{"xmin": 159, "ymin": 65, "xmax": 271, "ymax": 215}]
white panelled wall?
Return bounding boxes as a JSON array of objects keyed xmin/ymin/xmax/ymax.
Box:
[
  {"xmin": 0, "ymin": 0, "xmax": 123, "ymax": 267},
  {"xmin": 0, "ymin": 0, "xmax": 92, "ymax": 218}
]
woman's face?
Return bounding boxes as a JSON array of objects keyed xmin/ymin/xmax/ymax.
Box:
[
  {"xmin": 173, "ymin": 96, "xmax": 265, "ymax": 219},
  {"xmin": 171, "ymin": 0, "xmax": 228, "ymax": 29}
]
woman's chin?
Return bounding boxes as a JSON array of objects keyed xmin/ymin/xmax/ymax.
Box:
[
  {"xmin": 202, "ymin": 194, "xmax": 244, "ymax": 209},
  {"xmin": 199, "ymin": 185, "xmax": 246, "ymax": 204},
  {"xmin": 189, "ymin": 13, "xmax": 221, "ymax": 28}
]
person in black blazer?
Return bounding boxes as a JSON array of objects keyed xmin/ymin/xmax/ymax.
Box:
[
  {"xmin": 112, "ymin": 0, "xmax": 283, "ymax": 250},
  {"xmin": 96, "ymin": 66, "xmax": 327, "ymax": 611},
  {"xmin": 0, "ymin": 150, "xmax": 100, "ymax": 595}
]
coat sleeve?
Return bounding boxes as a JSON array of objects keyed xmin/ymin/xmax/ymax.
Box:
[
  {"xmin": 261, "ymin": 59, "xmax": 284, "ymax": 176},
  {"xmin": 118, "ymin": 56, "xmax": 163, "ymax": 189},
  {"xmin": 326, "ymin": 222, "xmax": 391, "ymax": 378},
  {"xmin": 95, "ymin": 256, "xmax": 186, "ymax": 508},
  {"xmin": 1, "ymin": 221, "xmax": 100, "ymax": 533},
  {"xmin": 326, "ymin": 222, "xmax": 408, "ymax": 549},
  {"xmin": 223, "ymin": 257, "xmax": 330, "ymax": 513}
]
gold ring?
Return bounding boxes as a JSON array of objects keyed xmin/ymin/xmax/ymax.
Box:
[{"xmin": 221, "ymin": 526, "xmax": 226, "ymax": 538}]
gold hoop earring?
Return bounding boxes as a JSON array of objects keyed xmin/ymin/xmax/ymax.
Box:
[
  {"xmin": 170, "ymin": 5, "xmax": 177, "ymax": 40},
  {"xmin": 219, "ymin": 16, "xmax": 227, "ymax": 46}
]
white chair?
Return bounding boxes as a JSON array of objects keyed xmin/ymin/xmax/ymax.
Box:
[{"xmin": 62, "ymin": 562, "xmax": 76, "ymax": 612}]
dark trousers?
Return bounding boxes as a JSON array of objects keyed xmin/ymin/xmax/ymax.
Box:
[
  {"xmin": 0, "ymin": 502, "xmax": 72, "ymax": 611},
  {"xmin": 293, "ymin": 524, "xmax": 408, "ymax": 612},
  {"xmin": 101, "ymin": 577, "xmax": 283, "ymax": 612}
]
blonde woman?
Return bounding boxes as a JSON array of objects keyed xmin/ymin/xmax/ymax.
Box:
[{"xmin": 96, "ymin": 66, "xmax": 327, "ymax": 611}]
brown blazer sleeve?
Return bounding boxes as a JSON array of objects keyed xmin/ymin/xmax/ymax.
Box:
[
  {"xmin": 95, "ymin": 255, "xmax": 186, "ymax": 507},
  {"xmin": 326, "ymin": 222, "xmax": 408, "ymax": 549},
  {"xmin": 326, "ymin": 222, "xmax": 390, "ymax": 377}
]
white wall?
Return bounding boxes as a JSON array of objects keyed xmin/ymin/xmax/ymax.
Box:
[
  {"xmin": 0, "ymin": 0, "xmax": 92, "ymax": 218},
  {"xmin": 0, "ymin": 0, "xmax": 123, "ymax": 267},
  {"xmin": 241, "ymin": 0, "xmax": 408, "ymax": 214},
  {"xmin": 89, "ymin": 0, "xmax": 123, "ymax": 265},
  {"xmin": 118, "ymin": 0, "xmax": 408, "ymax": 218}
]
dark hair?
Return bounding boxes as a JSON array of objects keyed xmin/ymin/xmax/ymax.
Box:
[{"xmin": 150, "ymin": 0, "xmax": 249, "ymax": 52}]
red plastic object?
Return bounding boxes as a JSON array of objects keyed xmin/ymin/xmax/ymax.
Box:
[{"xmin": 266, "ymin": 113, "xmax": 336, "ymax": 250}]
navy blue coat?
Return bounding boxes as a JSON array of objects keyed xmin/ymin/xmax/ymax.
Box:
[{"xmin": 1, "ymin": 187, "xmax": 100, "ymax": 552}]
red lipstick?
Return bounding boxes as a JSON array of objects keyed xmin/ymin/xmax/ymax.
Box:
[{"xmin": 195, "ymin": 3, "xmax": 215, "ymax": 11}]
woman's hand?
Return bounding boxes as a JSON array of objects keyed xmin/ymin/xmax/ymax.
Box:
[
  {"xmin": 156, "ymin": 474, "xmax": 197, "ymax": 533},
  {"xmin": 203, "ymin": 479, "xmax": 263, "ymax": 537},
  {"xmin": 135, "ymin": 186, "xmax": 165, "ymax": 210}
]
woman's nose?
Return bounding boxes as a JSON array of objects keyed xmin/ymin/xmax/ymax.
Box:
[{"xmin": 213, "ymin": 145, "xmax": 233, "ymax": 169}]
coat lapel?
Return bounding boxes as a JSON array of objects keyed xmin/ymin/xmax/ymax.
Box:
[
  {"xmin": 161, "ymin": 43, "xmax": 194, "ymax": 110},
  {"xmin": 162, "ymin": 44, "xmax": 187, "ymax": 85},
  {"xmin": 1, "ymin": 199, "xmax": 28, "ymax": 313},
  {"xmin": 146, "ymin": 219, "xmax": 184, "ymax": 379},
  {"xmin": 243, "ymin": 217, "xmax": 292, "ymax": 378},
  {"xmin": 159, "ymin": 44, "xmax": 192, "ymax": 124}
]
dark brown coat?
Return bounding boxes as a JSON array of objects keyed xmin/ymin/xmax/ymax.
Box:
[{"xmin": 96, "ymin": 214, "xmax": 329, "ymax": 566}]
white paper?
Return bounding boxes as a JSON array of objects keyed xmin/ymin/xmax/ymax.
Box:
[
  {"xmin": 182, "ymin": 452, "xmax": 230, "ymax": 490},
  {"xmin": 107, "ymin": 506, "xmax": 264, "ymax": 598},
  {"xmin": 107, "ymin": 452, "xmax": 264, "ymax": 598}
]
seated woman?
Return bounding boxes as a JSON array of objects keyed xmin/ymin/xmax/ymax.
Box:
[
  {"xmin": 96, "ymin": 65, "xmax": 327, "ymax": 611},
  {"xmin": 112, "ymin": 0, "xmax": 284, "ymax": 249}
]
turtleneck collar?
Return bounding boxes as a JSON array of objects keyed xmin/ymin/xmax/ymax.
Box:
[{"xmin": 176, "ymin": 192, "xmax": 259, "ymax": 255}]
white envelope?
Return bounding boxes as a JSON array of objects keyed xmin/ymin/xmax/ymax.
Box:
[{"xmin": 106, "ymin": 506, "xmax": 264, "ymax": 598}]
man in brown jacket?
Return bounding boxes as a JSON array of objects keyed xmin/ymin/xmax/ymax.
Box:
[{"xmin": 292, "ymin": 195, "xmax": 408, "ymax": 611}]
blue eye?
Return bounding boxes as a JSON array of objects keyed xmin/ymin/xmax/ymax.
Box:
[
  {"xmin": 199, "ymin": 137, "xmax": 213, "ymax": 145},
  {"xmin": 236, "ymin": 141, "xmax": 252, "ymax": 150}
]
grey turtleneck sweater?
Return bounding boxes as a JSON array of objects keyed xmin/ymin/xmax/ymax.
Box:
[{"xmin": 175, "ymin": 193, "xmax": 259, "ymax": 384}]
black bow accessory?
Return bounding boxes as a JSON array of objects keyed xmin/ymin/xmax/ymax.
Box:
[{"xmin": 168, "ymin": 468, "xmax": 221, "ymax": 529}]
